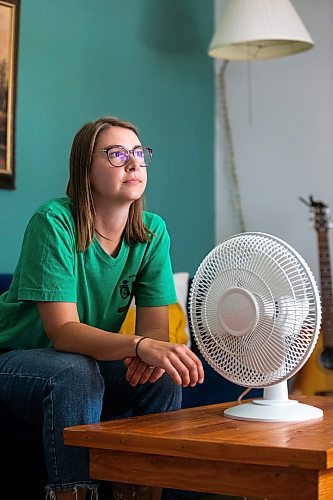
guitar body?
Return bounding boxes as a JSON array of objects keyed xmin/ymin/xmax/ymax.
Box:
[
  {"xmin": 291, "ymin": 196, "xmax": 333, "ymax": 397},
  {"xmin": 292, "ymin": 331, "xmax": 333, "ymax": 396}
]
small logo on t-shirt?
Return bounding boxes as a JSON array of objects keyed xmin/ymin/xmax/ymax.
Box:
[
  {"xmin": 117, "ymin": 274, "xmax": 136, "ymax": 313},
  {"xmin": 120, "ymin": 281, "xmax": 131, "ymax": 299}
]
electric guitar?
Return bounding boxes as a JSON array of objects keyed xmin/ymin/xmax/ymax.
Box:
[{"xmin": 292, "ymin": 195, "xmax": 333, "ymax": 396}]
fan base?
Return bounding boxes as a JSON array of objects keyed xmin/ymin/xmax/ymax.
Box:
[{"xmin": 224, "ymin": 399, "xmax": 323, "ymax": 422}]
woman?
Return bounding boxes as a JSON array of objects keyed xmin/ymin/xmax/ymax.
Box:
[{"xmin": 0, "ymin": 117, "xmax": 204, "ymax": 499}]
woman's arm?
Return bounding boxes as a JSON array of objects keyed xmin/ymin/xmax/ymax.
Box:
[
  {"xmin": 135, "ymin": 306, "xmax": 169, "ymax": 341},
  {"xmin": 37, "ymin": 301, "xmax": 140, "ymax": 360},
  {"xmin": 37, "ymin": 302, "xmax": 204, "ymax": 387},
  {"xmin": 124, "ymin": 305, "xmax": 169, "ymax": 385}
]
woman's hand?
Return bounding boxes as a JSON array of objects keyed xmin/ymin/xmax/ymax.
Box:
[
  {"xmin": 124, "ymin": 338, "xmax": 204, "ymax": 387},
  {"xmin": 123, "ymin": 356, "xmax": 165, "ymax": 386}
]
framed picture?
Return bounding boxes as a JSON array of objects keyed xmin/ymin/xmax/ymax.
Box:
[{"xmin": 0, "ymin": 0, "xmax": 20, "ymax": 189}]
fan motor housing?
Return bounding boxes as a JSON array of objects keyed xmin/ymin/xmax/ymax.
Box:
[{"xmin": 218, "ymin": 287, "xmax": 259, "ymax": 336}]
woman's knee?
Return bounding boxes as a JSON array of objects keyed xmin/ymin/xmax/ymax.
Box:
[
  {"xmin": 0, "ymin": 350, "xmax": 105, "ymax": 426},
  {"xmin": 45, "ymin": 352, "xmax": 105, "ymax": 425},
  {"xmin": 51, "ymin": 352, "xmax": 104, "ymax": 397}
]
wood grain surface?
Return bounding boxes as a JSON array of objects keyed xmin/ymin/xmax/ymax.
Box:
[{"xmin": 64, "ymin": 396, "xmax": 333, "ymax": 500}]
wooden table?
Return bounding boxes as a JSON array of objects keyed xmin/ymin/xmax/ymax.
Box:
[{"xmin": 64, "ymin": 396, "xmax": 333, "ymax": 500}]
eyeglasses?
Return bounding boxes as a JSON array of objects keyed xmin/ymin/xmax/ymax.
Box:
[{"xmin": 98, "ymin": 145, "xmax": 153, "ymax": 167}]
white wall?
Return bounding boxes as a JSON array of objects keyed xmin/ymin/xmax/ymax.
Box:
[{"xmin": 214, "ymin": 0, "xmax": 333, "ymax": 285}]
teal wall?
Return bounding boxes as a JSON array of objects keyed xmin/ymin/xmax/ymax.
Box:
[{"xmin": 0, "ymin": 0, "xmax": 214, "ymax": 277}]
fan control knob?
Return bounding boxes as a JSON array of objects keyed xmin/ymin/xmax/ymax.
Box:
[{"xmin": 217, "ymin": 287, "xmax": 259, "ymax": 336}]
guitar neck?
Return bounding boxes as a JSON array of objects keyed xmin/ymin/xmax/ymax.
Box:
[{"xmin": 318, "ymin": 231, "xmax": 333, "ymax": 347}]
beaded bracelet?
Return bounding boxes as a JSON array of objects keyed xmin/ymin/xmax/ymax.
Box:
[{"xmin": 135, "ymin": 336, "xmax": 148, "ymax": 358}]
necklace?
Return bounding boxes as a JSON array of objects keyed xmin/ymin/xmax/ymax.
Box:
[{"xmin": 95, "ymin": 229, "xmax": 113, "ymax": 242}]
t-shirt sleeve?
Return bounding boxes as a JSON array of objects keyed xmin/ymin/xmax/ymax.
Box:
[
  {"xmin": 17, "ymin": 210, "xmax": 77, "ymax": 302},
  {"xmin": 134, "ymin": 217, "xmax": 177, "ymax": 307}
]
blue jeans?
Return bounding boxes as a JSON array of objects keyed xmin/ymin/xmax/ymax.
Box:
[{"xmin": 0, "ymin": 348, "xmax": 182, "ymax": 496}]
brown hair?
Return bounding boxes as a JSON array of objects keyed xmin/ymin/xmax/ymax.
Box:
[{"xmin": 66, "ymin": 116, "xmax": 152, "ymax": 251}]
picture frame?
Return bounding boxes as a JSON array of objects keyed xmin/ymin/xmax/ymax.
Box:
[{"xmin": 0, "ymin": 0, "xmax": 20, "ymax": 189}]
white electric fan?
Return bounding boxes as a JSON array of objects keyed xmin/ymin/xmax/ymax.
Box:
[{"xmin": 189, "ymin": 232, "xmax": 323, "ymax": 422}]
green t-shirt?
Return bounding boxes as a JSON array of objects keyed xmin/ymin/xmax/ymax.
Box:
[{"xmin": 0, "ymin": 197, "xmax": 177, "ymax": 349}]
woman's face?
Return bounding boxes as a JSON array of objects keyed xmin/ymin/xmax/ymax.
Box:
[{"xmin": 90, "ymin": 126, "xmax": 148, "ymax": 206}]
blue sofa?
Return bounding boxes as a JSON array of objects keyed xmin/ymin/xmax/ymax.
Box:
[{"xmin": 0, "ymin": 273, "xmax": 262, "ymax": 499}]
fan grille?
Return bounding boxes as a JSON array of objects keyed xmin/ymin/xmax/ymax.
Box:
[{"xmin": 189, "ymin": 232, "xmax": 321, "ymax": 387}]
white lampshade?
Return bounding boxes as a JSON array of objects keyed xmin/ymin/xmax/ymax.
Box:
[{"xmin": 208, "ymin": 0, "xmax": 314, "ymax": 60}]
